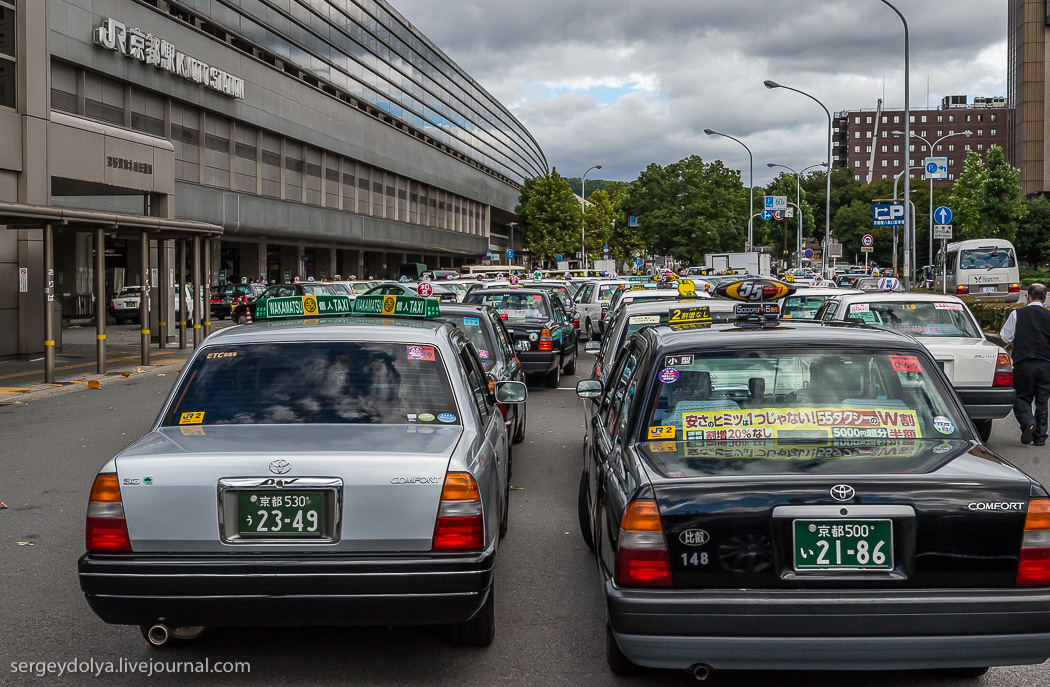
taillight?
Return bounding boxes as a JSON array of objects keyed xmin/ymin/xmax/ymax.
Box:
[
  {"xmin": 572, "ymin": 318, "xmax": 580, "ymax": 329},
  {"xmin": 615, "ymin": 499, "xmax": 671, "ymax": 587},
  {"xmin": 1017, "ymin": 500, "xmax": 1050, "ymax": 586},
  {"xmin": 432, "ymin": 472, "xmax": 484, "ymax": 552},
  {"xmin": 957, "ymin": 285, "xmax": 969, "ymax": 294},
  {"xmin": 601, "ymin": 306, "xmax": 608, "ymax": 321},
  {"xmin": 85, "ymin": 473, "xmax": 131, "ymax": 553},
  {"xmin": 993, "ymin": 352, "xmax": 1013, "ymax": 387},
  {"xmin": 1009, "ymin": 283, "xmax": 1021, "ymax": 293},
  {"xmin": 538, "ymin": 328, "xmax": 553, "ymax": 352}
]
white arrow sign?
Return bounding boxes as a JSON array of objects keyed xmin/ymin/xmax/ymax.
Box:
[{"xmin": 934, "ymin": 206, "xmax": 953, "ymax": 224}]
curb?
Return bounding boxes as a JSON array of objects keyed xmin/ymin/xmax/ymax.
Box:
[{"xmin": 0, "ymin": 359, "xmax": 186, "ymax": 406}]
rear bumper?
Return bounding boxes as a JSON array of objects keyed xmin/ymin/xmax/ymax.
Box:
[
  {"xmin": 518, "ymin": 351, "xmax": 558, "ymax": 374},
  {"xmin": 79, "ymin": 547, "xmax": 495, "ymax": 628},
  {"xmin": 956, "ymin": 386, "xmax": 1016, "ymax": 420},
  {"xmin": 607, "ymin": 583, "xmax": 1050, "ymax": 670}
]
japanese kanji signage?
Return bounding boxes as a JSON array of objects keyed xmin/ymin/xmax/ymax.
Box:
[
  {"xmin": 681, "ymin": 407, "xmax": 922, "ymax": 440},
  {"xmin": 94, "ymin": 18, "xmax": 245, "ymax": 99}
]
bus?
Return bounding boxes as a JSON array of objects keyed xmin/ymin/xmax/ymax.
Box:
[
  {"xmin": 935, "ymin": 238, "xmax": 1020, "ymax": 302},
  {"xmin": 460, "ymin": 264, "xmax": 528, "ymax": 277}
]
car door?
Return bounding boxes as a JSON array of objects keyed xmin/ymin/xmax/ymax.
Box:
[{"xmin": 458, "ymin": 344, "xmax": 507, "ymax": 532}]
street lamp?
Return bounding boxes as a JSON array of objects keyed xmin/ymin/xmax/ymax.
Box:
[
  {"xmin": 705, "ymin": 129, "xmax": 754, "ymax": 251},
  {"xmin": 763, "ymin": 80, "xmax": 834, "ymax": 278},
  {"xmin": 767, "ymin": 162, "xmax": 827, "ymax": 268},
  {"xmin": 581, "ymin": 164, "xmax": 602, "ymax": 270},
  {"xmin": 892, "ymin": 129, "xmax": 971, "ymax": 266},
  {"xmin": 878, "ymin": 0, "xmax": 911, "ymax": 288}
]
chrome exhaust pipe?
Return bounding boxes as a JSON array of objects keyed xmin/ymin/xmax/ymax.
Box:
[
  {"xmin": 690, "ymin": 663, "xmax": 713, "ymax": 681},
  {"xmin": 146, "ymin": 623, "xmax": 170, "ymax": 647}
]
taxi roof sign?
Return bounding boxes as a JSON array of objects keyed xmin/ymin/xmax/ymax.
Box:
[
  {"xmin": 255, "ymin": 294, "xmax": 354, "ymax": 320},
  {"xmin": 352, "ymin": 294, "xmax": 440, "ymax": 317},
  {"xmin": 715, "ymin": 278, "xmax": 795, "ymax": 303}
]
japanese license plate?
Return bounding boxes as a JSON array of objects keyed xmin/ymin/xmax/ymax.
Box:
[
  {"xmin": 515, "ymin": 340, "xmax": 531, "ymax": 352},
  {"xmin": 981, "ymin": 285, "xmax": 997, "ymax": 293},
  {"xmin": 237, "ymin": 491, "xmax": 324, "ymax": 537},
  {"xmin": 793, "ymin": 519, "xmax": 892, "ymax": 570}
]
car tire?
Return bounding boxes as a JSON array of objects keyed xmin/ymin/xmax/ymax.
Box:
[
  {"xmin": 234, "ymin": 312, "xmax": 248, "ymax": 326},
  {"xmin": 499, "ymin": 453, "xmax": 510, "ymax": 539},
  {"xmin": 578, "ymin": 471, "xmax": 594, "ymax": 550},
  {"xmin": 564, "ymin": 347, "xmax": 577, "ymax": 376},
  {"xmin": 584, "ymin": 318, "xmax": 592, "ymax": 341},
  {"xmin": 513, "ymin": 403, "xmax": 526, "ymax": 444},
  {"xmin": 605, "ymin": 623, "xmax": 640, "ymax": 675},
  {"xmin": 449, "ymin": 585, "xmax": 495, "ymax": 647},
  {"xmin": 545, "ymin": 362, "xmax": 561, "ymax": 389},
  {"xmin": 974, "ymin": 419, "xmax": 993, "ymax": 443}
]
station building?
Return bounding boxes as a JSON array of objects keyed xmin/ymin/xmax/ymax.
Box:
[{"xmin": 0, "ymin": 0, "xmax": 546, "ymax": 358}]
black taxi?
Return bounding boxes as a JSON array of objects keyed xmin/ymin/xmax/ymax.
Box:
[
  {"xmin": 232, "ymin": 282, "xmax": 339, "ymax": 324},
  {"xmin": 574, "ymin": 278, "xmax": 1050, "ymax": 677}
]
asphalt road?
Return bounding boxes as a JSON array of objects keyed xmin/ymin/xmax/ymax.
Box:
[{"xmin": 1, "ymin": 352, "xmax": 1049, "ymax": 685}]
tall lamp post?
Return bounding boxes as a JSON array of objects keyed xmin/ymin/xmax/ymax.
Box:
[
  {"xmin": 581, "ymin": 164, "xmax": 602, "ymax": 270},
  {"xmin": 704, "ymin": 130, "xmax": 754, "ymax": 251},
  {"xmin": 767, "ymin": 162, "xmax": 827, "ymax": 268},
  {"xmin": 878, "ymin": 0, "xmax": 911, "ymax": 288},
  {"xmin": 763, "ymin": 81, "xmax": 834, "ymax": 278},
  {"xmin": 892, "ymin": 129, "xmax": 971, "ymax": 266}
]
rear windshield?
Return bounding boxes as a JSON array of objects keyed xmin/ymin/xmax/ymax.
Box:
[
  {"xmin": 165, "ymin": 342, "xmax": 459, "ymax": 426},
  {"xmin": 467, "ymin": 293, "xmax": 550, "ymax": 323},
  {"xmin": 442, "ymin": 314, "xmax": 496, "ymax": 369},
  {"xmin": 599, "ymin": 284, "xmax": 623, "ymax": 300},
  {"xmin": 643, "ymin": 349, "xmax": 964, "ymax": 446},
  {"xmin": 302, "ymin": 283, "xmax": 336, "ymax": 296},
  {"xmin": 960, "ymin": 248, "xmax": 1016, "ymax": 270},
  {"xmin": 844, "ymin": 301, "xmax": 980, "ymax": 338},
  {"xmin": 117, "ymin": 288, "xmax": 141, "ymax": 297},
  {"xmin": 782, "ymin": 295, "xmax": 833, "ymax": 320}
]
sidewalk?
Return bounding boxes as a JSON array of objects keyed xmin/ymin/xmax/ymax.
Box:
[{"xmin": 0, "ymin": 320, "xmax": 233, "ymax": 405}]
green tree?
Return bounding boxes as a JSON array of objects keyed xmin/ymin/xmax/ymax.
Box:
[
  {"xmin": 515, "ymin": 168, "xmax": 581, "ymax": 266},
  {"xmin": 981, "ymin": 145, "xmax": 1026, "ymax": 241},
  {"xmin": 949, "ymin": 150, "xmax": 986, "ymax": 240},
  {"xmin": 583, "ymin": 182, "xmax": 642, "ymax": 263},
  {"xmin": 1017, "ymin": 195, "xmax": 1050, "ymax": 266}
]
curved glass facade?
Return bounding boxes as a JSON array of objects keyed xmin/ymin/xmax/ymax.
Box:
[{"xmin": 172, "ymin": 0, "xmax": 547, "ymax": 184}]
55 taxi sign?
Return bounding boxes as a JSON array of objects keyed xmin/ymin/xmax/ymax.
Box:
[{"xmin": 715, "ymin": 278, "xmax": 795, "ymax": 302}]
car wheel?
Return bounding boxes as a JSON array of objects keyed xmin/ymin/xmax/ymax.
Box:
[
  {"xmin": 449, "ymin": 584, "xmax": 495, "ymax": 647},
  {"xmin": 544, "ymin": 361, "xmax": 561, "ymax": 389},
  {"xmin": 513, "ymin": 403, "xmax": 526, "ymax": 444},
  {"xmin": 606, "ymin": 623, "xmax": 640, "ymax": 675},
  {"xmin": 564, "ymin": 347, "xmax": 577, "ymax": 376},
  {"xmin": 578, "ymin": 471, "xmax": 594, "ymax": 550},
  {"xmin": 235, "ymin": 312, "xmax": 248, "ymax": 326},
  {"xmin": 499, "ymin": 452, "xmax": 510, "ymax": 539},
  {"xmin": 974, "ymin": 419, "xmax": 993, "ymax": 443},
  {"xmin": 584, "ymin": 318, "xmax": 592, "ymax": 341}
]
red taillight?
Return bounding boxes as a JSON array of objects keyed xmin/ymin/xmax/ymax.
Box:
[
  {"xmin": 1018, "ymin": 500, "xmax": 1050, "ymax": 586},
  {"xmin": 85, "ymin": 474, "xmax": 131, "ymax": 553},
  {"xmin": 957, "ymin": 285, "xmax": 969, "ymax": 294},
  {"xmin": 538, "ymin": 328, "xmax": 553, "ymax": 352},
  {"xmin": 993, "ymin": 352, "xmax": 1013, "ymax": 388},
  {"xmin": 572, "ymin": 319, "xmax": 580, "ymax": 329},
  {"xmin": 1009, "ymin": 283, "xmax": 1021, "ymax": 293},
  {"xmin": 432, "ymin": 472, "xmax": 485, "ymax": 552},
  {"xmin": 601, "ymin": 306, "xmax": 608, "ymax": 321},
  {"xmin": 615, "ymin": 500, "xmax": 671, "ymax": 587}
]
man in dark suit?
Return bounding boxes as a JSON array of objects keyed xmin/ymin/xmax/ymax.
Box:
[{"xmin": 1001, "ymin": 284, "xmax": 1050, "ymax": 446}]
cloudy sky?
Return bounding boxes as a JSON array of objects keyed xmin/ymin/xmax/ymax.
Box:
[{"xmin": 392, "ymin": 0, "xmax": 1006, "ymax": 186}]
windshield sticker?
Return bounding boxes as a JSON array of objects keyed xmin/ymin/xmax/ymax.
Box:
[
  {"xmin": 205, "ymin": 351, "xmax": 237, "ymax": 359},
  {"xmin": 659, "ymin": 368, "xmax": 680, "ymax": 384},
  {"xmin": 682, "ymin": 407, "xmax": 922, "ymax": 440},
  {"xmin": 437, "ymin": 413, "xmax": 456, "ymax": 423},
  {"xmin": 932, "ymin": 442, "xmax": 954, "ymax": 454},
  {"xmin": 648, "ymin": 425, "xmax": 677, "ymax": 440},
  {"xmin": 889, "ymin": 355, "xmax": 924, "ymax": 374},
  {"xmin": 477, "ymin": 349, "xmax": 489, "ymax": 359},
  {"xmin": 406, "ymin": 414, "xmax": 417, "ymax": 422},
  {"xmin": 629, "ymin": 315, "xmax": 662, "ymax": 325},
  {"xmin": 665, "ymin": 354, "xmax": 694, "ymax": 367},
  {"xmin": 933, "ymin": 415, "xmax": 956, "ymax": 435},
  {"xmin": 463, "ymin": 317, "xmax": 481, "ymax": 327},
  {"xmin": 180, "ymin": 426, "xmax": 205, "ymax": 436},
  {"xmin": 667, "ymin": 470, "xmax": 687, "ymax": 478},
  {"xmin": 406, "ymin": 345, "xmax": 436, "ymax": 361},
  {"xmin": 179, "ymin": 411, "xmax": 205, "ymax": 425},
  {"xmin": 418, "ymin": 413, "xmax": 436, "ymax": 423},
  {"xmin": 649, "ymin": 441, "xmax": 678, "ymax": 453},
  {"xmin": 675, "ymin": 442, "xmax": 923, "ymax": 461},
  {"xmin": 849, "ymin": 303, "xmax": 870, "ymax": 313},
  {"xmin": 503, "ymin": 308, "xmax": 528, "ymax": 320},
  {"xmin": 669, "ymin": 306, "xmax": 711, "ymax": 324},
  {"xmin": 934, "ymin": 302, "xmax": 965, "ymax": 311}
]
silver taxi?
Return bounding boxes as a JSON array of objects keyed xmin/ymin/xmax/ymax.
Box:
[{"xmin": 78, "ymin": 300, "xmax": 526, "ymax": 648}]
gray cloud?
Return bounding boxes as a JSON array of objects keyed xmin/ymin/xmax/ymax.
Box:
[{"xmin": 392, "ymin": 0, "xmax": 1007, "ymax": 185}]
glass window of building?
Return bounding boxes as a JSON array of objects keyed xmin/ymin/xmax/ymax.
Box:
[
  {"xmin": 357, "ymin": 164, "xmax": 371, "ymax": 215},
  {"xmin": 171, "ymin": 102, "xmax": 200, "ymax": 182},
  {"xmin": 284, "ymin": 141, "xmax": 303, "ymax": 201},
  {"xmin": 326, "ymin": 158, "xmax": 341, "ymax": 209},
  {"xmin": 51, "ymin": 62, "xmax": 77, "ymax": 114},
  {"xmin": 235, "ymin": 125, "xmax": 258, "ymax": 194},
  {"xmin": 991, "ymin": 129, "xmax": 996, "ymax": 136},
  {"xmin": 260, "ymin": 131, "xmax": 281, "ymax": 198},
  {"xmin": 305, "ymin": 147, "xmax": 323, "ymax": 205},
  {"xmin": 84, "ymin": 72, "xmax": 125, "ymax": 125},
  {"xmin": 204, "ymin": 115, "xmax": 231, "ymax": 188},
  {"xmin": 372, "ymin": 172, "xmax": 384, "ymax": 217},
  {"xmin": 130, "ymin": 88, "xmax": 165, "ymax": 137},
  {"xmin": 0, "ymin": 1, "xmax": 15, "ymax": 110},
  {"xmin": 385, "ymin": 177, "xmax": 396, "ymax": 219}
]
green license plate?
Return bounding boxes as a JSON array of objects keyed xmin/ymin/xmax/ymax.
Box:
[
  {"xmin": 793, "ymin": 519, "xmax": 892, "ymax": 570},
  {"xmin": 237, "ymin": 491, "xmax": 324, "ymax": 537}
]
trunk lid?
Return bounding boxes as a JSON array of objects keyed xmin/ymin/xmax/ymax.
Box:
[
  {"xmin": 637, "ymin": 440, "xmax": 1033, "ymax": 588},
  {"xmin": 917, "ymin": 336, "xmax": 1000, "ymax": 386},
  {"xmin": 115, "ymin": 425, "xmax": 461, "ymax": 553}
]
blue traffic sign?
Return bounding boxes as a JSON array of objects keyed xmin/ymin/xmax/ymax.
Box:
[
  {"xmin": 506, "ymin": 249, "xmax": 514, "ymax": 259},
  {"xmin": 761, "ymin": 209, "xmax": 774, "ymax": 221},
  {"xmin": 872, "ymin": 204, "xmax": 905, "ymax": 226},
  {"xmin": 635, "ymin": 257, "xmax": 644, "ymax": 266},
  {"xmin": 556, "ymin": 254, "xmax": 562, "ymax": 262},
  {"xmin": 804, "ymin": 249, "xmax": 814, "ymax": 259},
  {"xmin": 934, "ymin": 206, "xmax": 953, "ymax": 224}
]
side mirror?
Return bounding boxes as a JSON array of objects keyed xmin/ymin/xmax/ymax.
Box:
[
  {"xmin": 494, "ymin": 380, "xmax": 528, "ymax": 404},
  {"xmin": 576, "ymin": 379, "xmax": 604, "ymax": 400},
  {"xmin": 584, "ymin": 341, "xmax": 601, "ymax": 354}
]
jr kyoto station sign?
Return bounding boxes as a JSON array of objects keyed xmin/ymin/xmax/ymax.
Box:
[{"xmin": 94, "ymin": 18, "xmax": 245, "ymax": 99}]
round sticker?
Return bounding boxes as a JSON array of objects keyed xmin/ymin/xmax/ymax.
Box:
[
  {"xmin": 932, "ymin": 443, "xmax": 953, "ymax": 454},
  {"xmin": 418, "ymin": 413, "xmax": 436, "ymax": 423},
  {"xmin": 659, "ymin": 368, "xmax": 680, "ymax": 383},
  {"xmin": 509, "ymin": 275, "xmax": 520, "ymax": 286},
  {"xmin": 477, "ymin": 349, "xmax": 489, "ymax": 359},
  {"xmin": 437, "ymin": 413, "xmax": 456, "ymax": 423},
  {"xmin": 407, "ymin": 346, "xmax": 426, "ymax": 360},
  {"xmin": 417, "ymin": 281, "xmax": 434, "ymax": 298},
  {"xmin": 417, "ymin": 427, "xmax": 435, "ymax": 434},
  {"xmin": 528, "ymin": 332, "xmax": 539, "ymax": 342},
  {"xmin": 933, "ymin": 415, "xmax": 956, "ymax": 435}
]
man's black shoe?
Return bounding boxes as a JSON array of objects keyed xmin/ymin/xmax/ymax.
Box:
[
  {"xmin": 1022, "ymin": 422, "xmax": 1036, "ymax": 445},
  {"xmin": 1035, "ymin": 441, "xmax": 1047, "ymax": 447}
]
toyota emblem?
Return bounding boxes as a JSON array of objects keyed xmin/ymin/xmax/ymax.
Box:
[
  {"xmin": 269, "ymin": 459, "xmax": 291, "ymax": 475},
  {"xmin": 830, "ymin": 484, "xmax": 855, "ymax": 502}
]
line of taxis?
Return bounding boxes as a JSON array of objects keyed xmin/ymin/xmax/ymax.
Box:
[{"xmin": 77, "ymin": 272, "xmax": 1050, "ymax": 679}]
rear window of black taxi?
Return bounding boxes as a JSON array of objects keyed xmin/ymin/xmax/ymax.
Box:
[
  {"xmin": 443, "ymin": 314, "xmax": 498, "ymax": 369},
  {"xmin": 165, "ymin": 342, "xmax": 460, "ymax": 426}
]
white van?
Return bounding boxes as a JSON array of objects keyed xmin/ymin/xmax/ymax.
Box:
[{"xmin": 935, "ymin": 238, "xmax": 1021, "ymax": 302}]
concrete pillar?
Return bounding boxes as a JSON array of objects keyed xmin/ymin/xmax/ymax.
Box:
[
  {"xmin": 139, "ymin": 233, "xmax": 150, "ymax": 365},
  {"xmin": 240, "ymin": 241, "xmax": 266, "ymax": 282},
  {"xmin": 95, "ymin": 228, "xmax": 106, "ymax": 373},
  {"xmin": 355, "ymin": 250, "xmax": 365, "ymax": 280},
  {"xmin": 43, "ymin": 224, "xmax": 54, "ymax": 383},
  {"xmin": 321, "ymin": 247, "xmax": 336, "ymax": 280}
]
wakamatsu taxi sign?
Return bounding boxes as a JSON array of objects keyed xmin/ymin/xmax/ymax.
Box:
[
  {"xmin": 353, "ymin": 295, "xmax": 440, "ymax": 317},
  {"xmin": 258, "ymin": 295, "xmax": 353, "ymax": 319}
]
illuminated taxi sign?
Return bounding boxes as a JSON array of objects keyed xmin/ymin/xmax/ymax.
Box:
[
  {"xmin": 733, "ymin": 302, "xmax": 781, "ymax": 320},
  {"xmin": 628, "ymin": 276, "xmax": 651, "ymax": 282},
  {"xmin": 256, "ymin": 295, "xmax": 353, "ymax": 320},
  {"xmin": 629, "ymin": 283, "xmax": 662, "ymax": 291},
  {"xmin": 716, "ymin": 278, "xmax": 795, "ymax": 302},
  {"xmin": 677, "ymin": 281, "xmax": 696, "ymax": 297},
  {"xmin": 353, "ymin": 294, "xmax": 440, "ymax": 317},
  {"xmin": 668, "ymin": 305, "xmax": 711, "ymax": 324}
]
